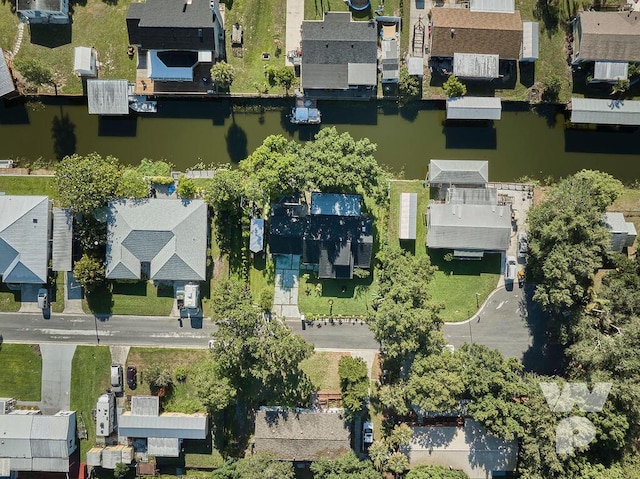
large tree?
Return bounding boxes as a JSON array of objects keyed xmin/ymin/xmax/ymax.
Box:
[
  {"xmin": 338, "ymin": 356, "xmax": 369, "ymax": 418},
  {"xmin": 310, "ymin": 451, "xmax": 383, "ymax": 479},
  {"xmin": 55, "ymin": 152, "xmax": 120, "ymax": 216}
]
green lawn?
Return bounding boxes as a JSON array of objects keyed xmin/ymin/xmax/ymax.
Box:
[
  {"xmin": 0, "ymin": 344, "xmax": 42, "ymax": 401},
  {"xmin": 0, "ymin": 2, "xmax": 19, "ymax": 52},
  {"xmin": 300, "ymin": 351, "xmax": 350, "ymax": 391},
  {"xmin": 610, "ymin": 188, "xmax": 640, "ymax": 212},
  {"xmin": 427, "ymin": 251, "xmax": 501, "ymax": 322},
  {"xmin": 0, "ymin": 283, "xmax": 21, "ymax": 312},
  {"xmin": 0, "ymin": 176, "xmax": 57, "ymax": 199},
  {"xmin": 249, "ymin": 254, "xmax": 275, "ymax": 304},
  {"xmin": 70, "ymin": 345, "xmax": 112, "ymax": 460},
  {"xmin": 83, "ymin": 281, "xmax": 174, "ymax": 316},
  {"xmin": 298, "ymin": 271, "xmax": 377, "ymax": 318},
  {"xmin": 51, "ymin": 271, "xmax": 65, "ymax": 313},
  {"xmin": 13, "ymin": 0, "xmax": 136, "ymax": 95},
  {"xmin": 387, "ymin": 180, "xmax": 429, "ymax": 256}
]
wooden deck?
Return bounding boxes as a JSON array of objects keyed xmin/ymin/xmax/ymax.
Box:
[{"xmin": 134, "ymin": 63, "xmax": 214, "ymax": 95}]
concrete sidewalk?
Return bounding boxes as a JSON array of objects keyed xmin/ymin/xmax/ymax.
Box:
[{"xmin": 285, "ymin": 0, "xmax": 304, "ymax": 66}]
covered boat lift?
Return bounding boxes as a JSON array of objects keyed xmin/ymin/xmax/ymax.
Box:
[{"xmin": 446, "ymin": 96, "xmax": 502, "ymax": 120}]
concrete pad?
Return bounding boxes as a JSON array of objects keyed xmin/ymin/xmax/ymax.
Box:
[
  {"xmin": 19, "ymin": 284, "xmax": 42, "ymax": 313},
  {"xmin": 281, "ymin": 304, "xmax": 300, "ymax": 319},
  {"xmin": 109, "ymin": 345, "xmax": 130, "ymax": 368},
  {"xmin": 285, "ymin": 0, "xmax": 304, "ymax": 66},
  {"xmin": 39, "ymin": 344, "xmax": 77, "ymax": 413}
]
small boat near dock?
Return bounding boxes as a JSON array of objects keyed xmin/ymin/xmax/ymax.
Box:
[
  {"xmin": 291, "ymin": 97, "xmax": 321, "ymax": 125},
  {"xmin": 129, "ymin": 95, "xmax": 158, "ymax": 113}
]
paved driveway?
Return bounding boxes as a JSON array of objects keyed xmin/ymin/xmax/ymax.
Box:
[
  {"xmin": 39, "ymin": 344, "xmax": 76, "ymax": 413},
  {"xmin": 443, "ymin": 284, "xmax": 559, "ymax": 374},
  {"xmin": 273, "ymin": 255, "xmax": 301, "ymax": 319}
]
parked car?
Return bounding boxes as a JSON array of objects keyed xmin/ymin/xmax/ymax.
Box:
[
  {"xmin": 110, "ymin": 364, "xmax": 123, "ymax": 394},
  {"xmin": 127, "ymin": 365, "xmax": 137, "ymax": 390},
  {"xmin": 505, "ymin": 256, "xmax": 517, "ymax": 283},
  {"xmin": 362, "ymin": 421, "xmax": 374, "ymax": 449},
  {"xmin": 37, "ymin": 288, "xmax": 48, "ymax": 309},
  {"xmin": 518, "ymin": 232, "xmax": 529, "ymax": 255}
]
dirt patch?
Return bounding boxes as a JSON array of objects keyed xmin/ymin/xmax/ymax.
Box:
[{"xmin": 29, "ymin": 344, "xmax": 41, "ymax": 356}]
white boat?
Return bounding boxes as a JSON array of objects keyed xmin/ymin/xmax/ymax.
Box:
[
  {"xmin": 129, "ymin": 95, "xmax": 157, "ymax": 113},
  {"xmin": 291, "ymin": 98, "xmax": 321, "ymax": 125}
]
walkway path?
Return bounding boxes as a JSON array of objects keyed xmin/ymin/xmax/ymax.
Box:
[
  {"xmin": 10, "ymin": 23, "xmax": 25, "ymax": 60},
  {"xmin": 273, "ymin": 254, "xmax": 301, "ymax": 319},
  {"xmin": 63, "ymin": 271, "xmax": 84, "ymax": 314},
  {"xmin": 285, "ymin": 0, "xmax": 304, "ymax": 66},
  {"xmin": 408, "ymin": 0, "xmax": 432, "ymax": 62},
  {"xmin": 39, "ymin": 343, "xmax": 76, "ymax": 414}
]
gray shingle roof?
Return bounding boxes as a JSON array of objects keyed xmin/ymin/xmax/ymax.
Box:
[
  {"xmin": 0, "ymin": 50, "xmax": 16, "ymax": 99},
  {"xmin": 254, "ymin": 408, "xmax": 351, "ymax": 462},
  {"xmin": 106, "ymin": 199, "xmax": 207, "ymax": 281},
  {"xmin": 0, "ymin": 196, "xmax": 50, "ymax": 284},
  {"xmin": 570, "ymin": 98, "xmax": 640, "ymax": 125},
  {"xmin": 427, "ymin": 203, "xmax": 511, "ymax": 251},
  {"xmin": 428, "ymin": 159, "xmax": 489, "ymax": 185},
  {"xmin": 87, "ymin": 80, "xmax": 129, "ymax": 116},
  {"xmin": 301, "ymin": 12, "xmax": 377, "ymax": 90},
  {"xmin": 575, "ymin": 11, "xmax": 640, "ymax": 62}
]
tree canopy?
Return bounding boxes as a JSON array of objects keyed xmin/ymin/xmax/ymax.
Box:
[
  {"xmin": 211, "ymin": 61, "xmax": 236, "ymax": 91},
  {"xmin": 310, "ymin": 451, "xmax": 383, "ymax": 479}
]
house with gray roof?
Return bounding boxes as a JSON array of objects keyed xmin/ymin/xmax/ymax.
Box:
[
  {"xmin": 253, "ymin": 408, "xmax": 351, "ymax": 462},
  {"xmin": 105, "ymin": 199, "xmax": 207, "ymax": 282},
  {"xmin": 16, "ymin": 0, "xmax": 69, "ymax": 24},
  {"xmin": 0, "ymin": 50, "xmax": 17, "ymax": 100},
  {"xmin": 427, "ymin": 203, "xmax": 511, "ymax": 255},
  {"xmin": 572, "ymin": 11, "xmax": 640, "ymax": 82},
  {"xmin": 301, "ymin": 12, "xmax": 378, "ymax": 99},
  {"xmin": 118, "ymin": 396, "xmax": 208, "ymax": 457},
  {"xmin": 605, "ymin": 212, "xmax": 637, "ymax": 253},
  {"xmin": 428, "ymin": 160, "xmax": 489, "ymax": 188},
  {"xmin": 0, "ymin": 409, "xmax": 77, "ymax": 474},
  {"xmin": 127, "ymin": 0, "xmax": 224, "ymax": 82},
  {"xmin": 405, "ymin": 419, "xmax": 517, "ymax": 479},
  {"xmin": 0, "ymin": 195, "xmax": 50, "ymax": 285}
]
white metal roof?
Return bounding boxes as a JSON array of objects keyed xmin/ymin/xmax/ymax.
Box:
[
  {"xmin": 250, "ymin": 218, "xmax": 265, "ymax": 253},
  {"xmin": 73, "ymin": 47, "xmax": 96, "ymax": 76},
  {"xmin": 147, "ymin": 437, "xmax": 180, "ymax": 457},
  {"xmin": 0, "ymin": 49, "xmax": 16, "ymax": 98},
  {"xmin": 428, "ymin": 160, "xmax": 489, "ymax": 185},
  {"xmin": 427, "ymin": 203, "xmax": 511, "ymax": 251},
  {"xmin": 407, "ymin": 56, "xmax": 424, "ymax": 76},
  {"xmin": 446, "ymin": 96, "xmax": 502, "ymax": 120},
  {"xmin": 593, "ymin": 61, "xmax": 628, "ymax": 81},
  {"xmin": 87, "ymin": 79, "xmax": 129, "ymax": 115},
  {"xmin": 0, "ymin": 195, "xmax": 50, "ymax": 284},
  {"xmin": 453, "ymin": 53, "xmax": 499, "ymax": 79},
  {"xmin": 570, "ymin": 98, "xmax": 640, "ymax": 125},
  {"xmin": 399, "ymin": 193, "xmax": 417, "ymax": 240},
  {"xmin": 118, "ymin": 413, "xmax": 208, "ymax": 439},
  {"xmin": 470, "ymin": 0, "xmax": 515, "ymax": 13},
  {"xmin": 131, "ymin": 396, "xmax": 159, "ymax": 416},
  {"xmin": 521, "ymin": 22, "xmax": 539, "ymax": 61},
  {"xmin": 347, "ymin": 63, "xmax": 377, "ymax": 86},
  {"xmin": 52, "ymin": 208, "xmax": 73, "ymax": 272}
]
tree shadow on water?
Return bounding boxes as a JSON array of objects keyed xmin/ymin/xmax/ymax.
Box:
[
  {"xmin": 225, "ymin": 121, "xmax": 248, "ymax": 163},
  {"xmin": 51, "ymin": 111, "xmax": 76, "ymax": 160}
]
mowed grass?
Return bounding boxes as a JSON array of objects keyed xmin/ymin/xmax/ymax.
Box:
[
  {"xmin": 51, "ymin": 270, "xmax": 65, "ymax": 313},
  {"xmin": 300, "ymin": 351, "xmax": 350, "ymax": 391},
  {"xmin": 0, "ymin": 344, "xmax": 42, "ymax": 401},
  {"xmin": 610, "ymin": 188, "xmax": 640, "ymax": 212},
  {"xmin": 14, "ymin": 0, "xmax": 136, "ymax": 95},
  {"xmin": 126, "ymin": 347, "xmax": 210, "ymax": 413},
  {"xmin": 0, "ymin": 283, "xmax": 21, "ymax": 312},
  {"xmin": 387, "ymin": 180, "xmax": 429, "ymax": 256},
  {"xmin": 0, "ymin": 175, "xmax": 57, "ymax": 198},
  {"xmin": 427, "ymin": 251, "xmax": 501, "ymax": 322},
  {"xmin": 83, "ymin": 281, "xmax": 174, "ymax": 316},
  {"xmin": 298, "ymin": 272, "xmax": 376, "ymax": 317},
  {"xmin": 0, "ymin": 2, "xmax": 19, "ymax": 52},
  {"xmin": 224, "ymin": 0, "xmax": 288, "ymax": 94},
  {"xmin": 249, "ymin": 254, "xmax": 275, "ymax": 304},
  {"xmin": 70, "ymin": 345, "xmax": 112, "ymax": 460}
]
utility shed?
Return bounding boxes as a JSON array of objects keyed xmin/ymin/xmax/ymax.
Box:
[
  {"xmin": 570, "ymin": 98, "xmax": 640, "ymax": 125},
  {"xmin": 147, "ymin": 437, "xmax": 180, "ymax": 457},
  {"xmin": 453, "ymin": 53, "xmax": 499, "ymax": 79},
  {"xmin": 399, "ymin": 193, "xmax": 418, "ymax": 240},
  {"xmin": 86, "ymin": 447, "xmax": 102, "ymax": 467},
  {"xmin": 446, "ymin": 96, "xmax": 502, "ymax": 120},
  {"xmin": 87, "ymin": 79, "xmax": 129, "ymax": 115},
  {"xmin": 52, "ymin": 208, "xmax": 73, "ymax": 272},
  {"xmin": 470, "ymin": 0, "xmax": 514, "ymax": 13},
  {"xmin": 407, "ymin": 56, "xmax": 424, "ymax": 76},
  {"xmin": 253, "ymin": 408, "xmax": 351, "ymax": 462},
  {"xmin": 73, "ymin": 47, "xmax": 97, "ymax": 77},
  {"xmin": 250, "ymin": 218, "xmax": 265, "ymax": 253},
  {"xmin": 593, "ymin": 61, "xmax": 628, "ymax": 82},
  {"xmin": 521, "ymin": 22, "xmax": 539, "ymax": 61},
  {"xmin": 428, "ymin": 159, "xmax": 489, "ymax": 187},
  {"xmin": 427, "ymin": 203, "xmax": 511, "ymax": 252},
  {"xmin": 605, "ymin": 212, "xmax": 637, "ymax": 252}
]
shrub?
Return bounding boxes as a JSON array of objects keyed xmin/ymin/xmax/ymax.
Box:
[
  {"xmin": 175, "ymin": 366, "xmax": 188, "ymax": 382},
  {"xmin": 443, "ymin": 75, "xmax": 466, "ymax": 98}
]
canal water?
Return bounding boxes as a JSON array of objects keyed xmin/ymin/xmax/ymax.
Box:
[{"xmin": 2, "ymin": 97, "xmax": 640, "ymax": 182}]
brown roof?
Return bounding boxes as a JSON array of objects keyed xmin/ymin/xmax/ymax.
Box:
[
  {"xmin": 576, "ymin": 11, "xmax": 640, "ymax": 62},
  {"xmin": 253, "ymin": 409, "xmax": 351, "ymax": 462},
  {"xmin": 430, "ymin": 8, "xmax": 523, "ymax": 59}
]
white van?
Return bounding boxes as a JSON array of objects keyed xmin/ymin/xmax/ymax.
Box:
[
  {"xmin": 110, "ymin": 365, "xmax": 123, "ymax": 393},
  {"xmin": 505, "ymin": 256, "xmax": 517, "ymax": 283}
]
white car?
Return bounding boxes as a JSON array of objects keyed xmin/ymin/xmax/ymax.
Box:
[
  {"xmin": 362, "ymin": 421, "xmax": 374, "ymax": 447},
  {"xmin": 505, "ymin": 256, "xmax": 517, "ymax": 282},
  {"xmin": 37, "ymin": 288, "xmax": 48, "ymax": 309}
]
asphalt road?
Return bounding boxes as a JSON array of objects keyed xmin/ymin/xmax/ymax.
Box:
[{"xmin": 0, "ymin": 312, "xmax": 216, "ymax": 348}]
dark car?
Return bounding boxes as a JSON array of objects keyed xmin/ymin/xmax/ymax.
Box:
[{"xmin": 127, "ymin": 365, "xmax": 137, "ymax": 390}]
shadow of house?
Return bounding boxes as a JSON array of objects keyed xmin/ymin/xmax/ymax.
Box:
[
  {"xmin": 28, "ymin": 23, "xmax": 72, "ymax": 48},
  {"xmin": 405, "ymin": 420, "xmax": 517, "ymax": 479},
  {"xmin": 253, "ymin": 407, "xmax": 351, "ymax": 464}
]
